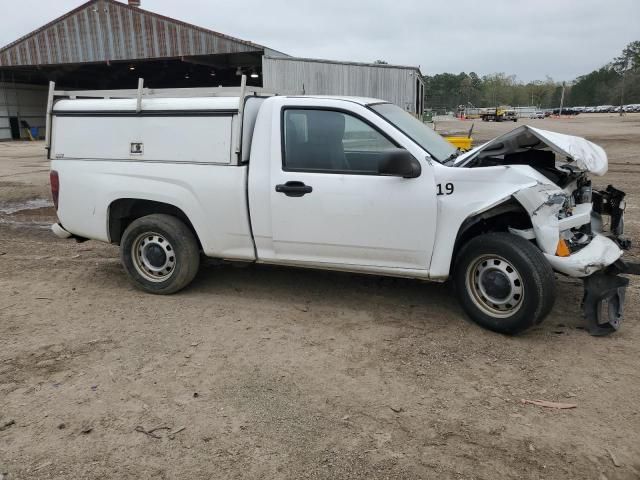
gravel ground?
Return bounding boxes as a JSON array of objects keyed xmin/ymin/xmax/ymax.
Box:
[{"xmin": 1, "ymin": 114, "xmax": 639, "ymax": 479}]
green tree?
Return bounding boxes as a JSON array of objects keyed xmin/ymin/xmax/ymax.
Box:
[
  {"xmin": 613, "ymin": 40, "xmax": 640, "ymax": 72},
  {"xmin": 421, "ymin": 40, "xmax": 640, "ymax": 110},
  {"xmin": 571, "ymin": 67, "xmax": 623, "ymax": 106}
]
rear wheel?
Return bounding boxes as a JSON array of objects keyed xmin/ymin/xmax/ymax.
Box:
[
  {"xmin": 120, "ymin": 214, "xmax": 200, "ymax": 294},
  {"xmin": 453, "ymin": 233, "xmax": 556, "ymax": 334}
]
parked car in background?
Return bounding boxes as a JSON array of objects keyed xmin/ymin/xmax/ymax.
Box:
[
  {"xmin": 552, "ymin": 108, "xmax": 579, "ymax": 115},
  {"xmin": 529, "ymin": 111, "xmax": 545, "ymax": 119}
]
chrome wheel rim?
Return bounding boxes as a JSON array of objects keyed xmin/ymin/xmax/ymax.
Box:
[
  {"xmin": 131, "ymin": 232, "xmax": 176, "ymax": 282},
  {"xmin": 466, "ymin": 255, "xmax": 524, "ymax": 318}
]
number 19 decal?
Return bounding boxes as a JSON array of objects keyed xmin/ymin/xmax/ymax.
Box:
[{"xmin": 436, "ymin": 183, "xmax": 454, "ymax": 196}]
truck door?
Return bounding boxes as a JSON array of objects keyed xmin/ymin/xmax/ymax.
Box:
[{"xmin": 256, "ymin": 104, "xmax": 437, "ymax": 272}]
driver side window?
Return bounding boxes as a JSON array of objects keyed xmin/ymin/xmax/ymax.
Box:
[{"xmin": 283, "ymin": 109, "xmax": 396, "ymax": 174}]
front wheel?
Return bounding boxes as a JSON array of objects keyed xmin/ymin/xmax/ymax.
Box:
[
  {"xmin": 120, "ymin": 214, "xmax": 200, "ymax": 294},
  {"xmin": 453, "ymin": 233, "xmax": 556, "ymax": 334}
]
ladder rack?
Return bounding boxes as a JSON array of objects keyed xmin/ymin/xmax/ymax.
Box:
[
  {"xmin": 50, "ymin": 84, "xmax": 269, "ymax": 100},
  {"xmin": 44, "ymin": 75, "xmax": 298, "ymax": 152}
]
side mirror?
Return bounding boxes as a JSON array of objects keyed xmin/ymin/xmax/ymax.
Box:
[{"xmin": 378, "ymin": 149, "xmax": 422, "ymax": 178}]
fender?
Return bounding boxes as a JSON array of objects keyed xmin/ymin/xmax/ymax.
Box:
[{"xmin": 428, "ymin": 163, "xmax": 556, "ymax": 279}]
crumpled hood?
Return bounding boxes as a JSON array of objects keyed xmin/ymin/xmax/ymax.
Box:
[{"xmin": 454, "ymin": 125, "xmax": 608, "ymax": 176}]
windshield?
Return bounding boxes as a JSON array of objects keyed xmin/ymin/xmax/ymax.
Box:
[{"xmin": 369, "ymin": 103, "xmax": 457, "ymax": 163}]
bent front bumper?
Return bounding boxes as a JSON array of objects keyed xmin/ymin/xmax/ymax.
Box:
[{"xmin": 543, "ymin": 234, "xmax": 623, "ymax": 277}]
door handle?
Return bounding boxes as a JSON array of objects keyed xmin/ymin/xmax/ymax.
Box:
[{"xmin": 275, "ymin": 181, "xmax": 313, "ymax": 197}]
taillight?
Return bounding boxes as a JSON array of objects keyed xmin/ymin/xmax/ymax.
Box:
[{"xmin": 50, "ymin": 170, "xmax": 59, "ymax": 210}]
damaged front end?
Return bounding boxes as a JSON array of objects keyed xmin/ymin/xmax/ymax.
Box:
[
  {"xmin": 522, "ymin": 187, "xmax": 637, "ymax": 335},
  {"xmin": 457, "ymin": 126, "xmax": 638, "ymax": 335},
  {"xmin": 513, "ymin": 181, "xmax": 637, "ymax": 336}
]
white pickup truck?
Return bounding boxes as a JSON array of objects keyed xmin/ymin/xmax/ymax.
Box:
[{"xmin": 47, "ymin": 79, "xmax": 637, "ymax": 336}]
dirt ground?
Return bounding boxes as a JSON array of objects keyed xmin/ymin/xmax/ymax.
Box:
[{"xmin": 1, "ymin": 114, "xmax": 640, "ymax": 480}]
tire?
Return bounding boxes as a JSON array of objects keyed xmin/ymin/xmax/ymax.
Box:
[
  {"xmin": 453, "ymin": 232, "xmax": 556, "ymax": 334},
  {"xmin": 120, "ymin": 214, "xmax": 200, "ymax": 294}
]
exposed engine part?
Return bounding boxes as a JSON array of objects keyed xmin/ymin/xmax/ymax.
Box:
[
  {"xmin": 563, "ymin": 231, "xmax": 593, "ymax": 254},
  {"xmin": 593, "ymin": 185, "xmax": 626, "ymax": 236},
  {"xmin": 474, "ymin": 150, "xmax": 579, "ymax": 187},
  {"xmin": 574, "ymin": 177, "xmax": 592, "ymax": 204}
]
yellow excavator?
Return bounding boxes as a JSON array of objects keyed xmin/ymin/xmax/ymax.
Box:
[{"xmin": 441, "ymin": 123, "xmax": 474, "ymax": 151}]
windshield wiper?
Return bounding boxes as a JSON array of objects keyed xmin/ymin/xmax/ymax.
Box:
[{"xmin": 443, "ymin": 151, "xmax": 460, "ymax": 165}]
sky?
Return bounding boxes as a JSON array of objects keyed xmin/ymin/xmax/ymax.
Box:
[{"xmin": 1, "ymin": 0, "xmax": 638, "ymax": 82}]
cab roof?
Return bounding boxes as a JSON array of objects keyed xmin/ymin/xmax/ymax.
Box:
[{"xmin": 278, "ymin": 95, "xmax": 387, "ymax": 106}]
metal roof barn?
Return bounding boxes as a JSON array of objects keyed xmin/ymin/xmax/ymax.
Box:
[
  {"xmin": 263, "ymin": 56, "xmax": 425, "ymax": 114},
  {"xmin": 0, "ymin": 0, "xmax": 274, "ymax": 92},
  {"xmin": 0, "ymin": 0, "xmax": 264, "ymax": 67},
  {"xmin": 0, "ymin": 0, "xmax": 425, "ymax": 139}
]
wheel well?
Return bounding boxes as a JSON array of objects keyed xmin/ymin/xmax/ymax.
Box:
[
  {"xmin": 451, "ymin": 199, "xmax": 532, "ymax": 268},
  {"xmin": 108, "ymin": 199, "xmax": 201, "ymax": 248}
]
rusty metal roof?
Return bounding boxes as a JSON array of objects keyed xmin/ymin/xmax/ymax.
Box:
[{"xmin": 0, "ymin": 0, "xmax": 266, "ymax": 68}]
